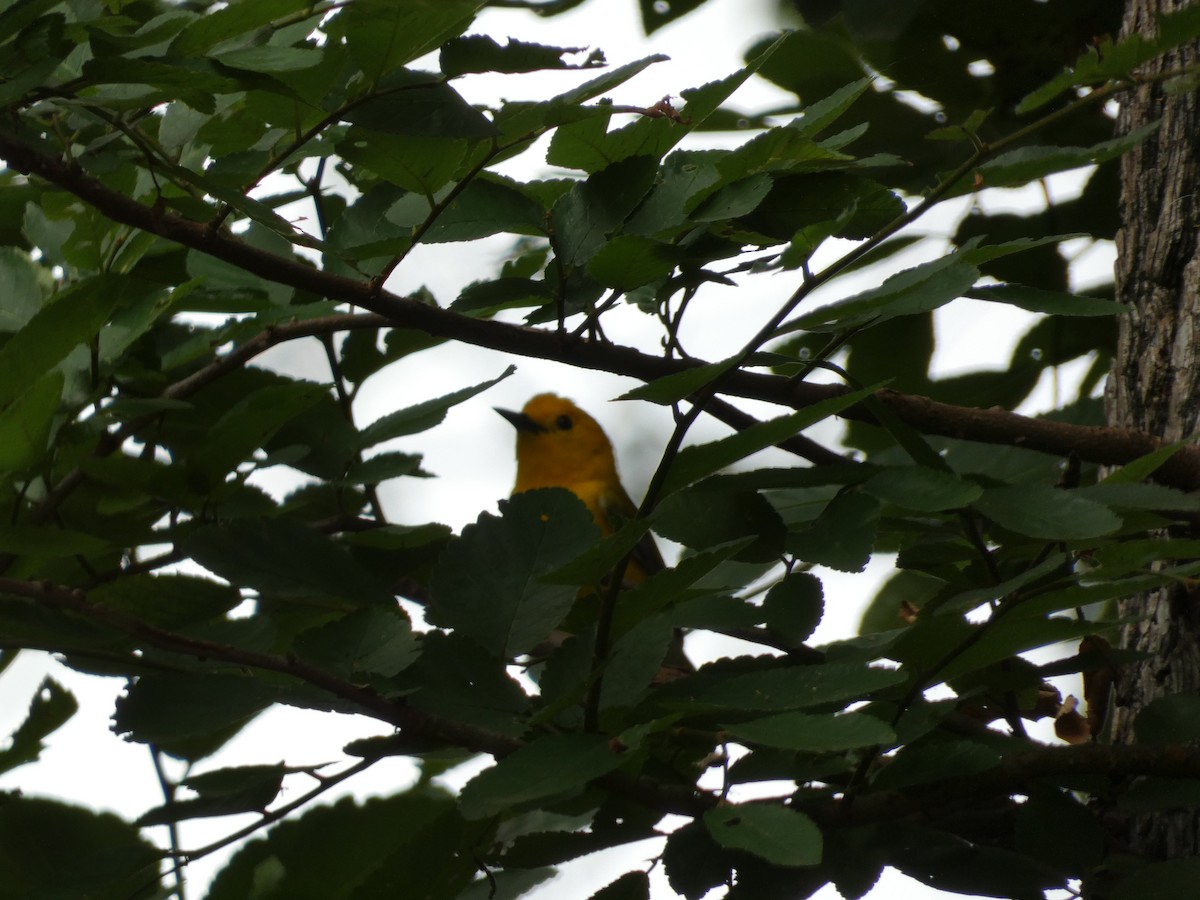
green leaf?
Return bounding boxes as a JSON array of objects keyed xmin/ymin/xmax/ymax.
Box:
[
  {"xmin": 186, "ymin": 233, "xmax": 292, "ymax": 303},
  {"xmin": 452, "ymin": 277, "xmax": 554, "ymax": 314},
  {"xmin": 1101, "ymin": 441, "xmax": 1189, "ymax": 484},
  {"xmin": 543, "ymin": 516, "xmax": 658, "ymax": 586},
  {"xmin": 168, "ymin": 0, "xmax": 317, "ymax": 56},
  {"xmin": 714, "ymin": 127, "xmax": 847, "ymax": 182},
  {"xmin": 543, "ymin": 38, "xmax": 780, "ymax": 174},
  {"xmin": 899, "ymin": 616, "xmax": 1105, "ymax": 686},
  {"xmin": 424, "ymin": 175, "xmax": 546, "ymax": 243},
  {"xmin": 619, "ymin": 357, "xmax": 738, "ymax": 404},
  {"xmin": 428, "ymin": 489, "xmax": 599, "ymax": 658},
  {"xmin": 723, "ymin": 710, "xmax": 894, "ymax": 751},
  {"xmin": 339, "ymin": 325, "xmax": 442, "ymax": 385},
  {"xmin": 337, "ymin": 131, "xmax": 469, "ymax": 195},
  {"xmin": 0, "ymin": 525, "xmax": 110, "ymax": 556},
  {"xmin": 185, "ymin": 518, "xmax": 395, "ymax": 606},
  {"xmin": 662, "ymin": 385, "xmax": 878, "ymax": 494},
  {"xmin": 967, "ymin": 284, "xmax": 1125, "ymax": 317},
  {"xmin": 761, "ymin": 573, "xmax": 824, "ymax": 645},
  {"xmin": 192, "ymin": 381, "xmax": 327, "ymax": 477},
  {"xmin": 654, "ymin": 487, "xmax": 785, "ymax": 563},
  {"xmin": 885, "ymin": 824, "xmax": 1063, "ymax": 898},
  {"xmin": 544, "ymin": 110, "xmax": 618, "ymax": 173},
  {"xmin": 600, "ymin": 613, "xmax": 684, "ymax": 709},
  {"xmin": 1112, "ymin": 858, "xmax": 1200, "ymax": 900},
  {"xmin": 0, "ymin": 15, "xmax": 64, "ymax": 107},
  {"xmin": 293, "ymin": 608, "xmax": 419, "ymax": 679},
  {"xmin": 342, "ymin": 78, "xmax": 496, "ymax": 139},
  {"xmin": 863, "ymin": 466, "xmax": 983, "ymax": 512},
  {"xmin": 1011, "ymin": 576, "xmax": 1162, "ymax": 620},
  {"xmin": 1075, "ymin": 482, "xmax": 1200, "ymax": 513},
  {"xmin": 113, "ymin": 671, "xmax": 277, "ymax": 762},
  {"xmin": 78, "ymin": 56, "xmax": 241, "ymax": 110},
  {"xmin": 0, "ymin": 371, "xmax": 62, "ymax": 476},
  {"xmin": 405, "ymin": 631, "xmax": 529, "ymax": 737},
  {"xmin": 206, "ymin": 790, "xmax": 476, "ymax": 900},
  {"xmin": 787, "ymin": 256, "xmax": 979, "ymax": 332},
  {"xmin": 703, "ymin": 804, "xmax": 822, "ymax": 867},
  {"xmin": 790, "ymin": 78, "xmax": 874, "ymax": 140},
  {"xmin": 690, "ymin": 173, "xmax": 773, "ymax": 221},
  {"xmin": 325, "ymin": 0, "xmax": 486, "ymax": 77},
  {"xmin": 613, "ymin": 540, "xmax": 753, "ymax": 627},
  {"xmin": 459, "ymin": 734, "xmax": 625, "ymax": 819},
  {"xmin": 0, "ymin": 278, "xmax": 116, "ymax": 409},
  {"xmin": 871, "ymin": 737, "xmax": 1001, "ymax": 790},
  {"xmin": 215, "ymin": 46, "xmax": 324, "ymax": 73},
  {"xmin": 1134, "ymin": 694, "xmax": 1200, "ymax": 745},
  {"xmin": 963, "ymin": 234, "xmax": 1085, "ymax": 267},
  {"xmin": 340, "ymin": 451, "xmax": 428, "ymax": 485},
  {"xmin": 927, "ymin": 108, "xmax": 993, "ymax": 142},
  {"xmin": 1086, "ymin": 538, "xmax": 1200, "ymax": 579},
  {"xmin": 779, "ymin": 218, "xmax": 843, "ymax": 271},
  {"xmin": 0, "ymin": 796, "xmax": 163, "ymax": 899},
  {"xmin": 1018, "ymin": 6, "xmax": 1200, "ymax": 113},
  {"xmin": 553, "ymin": 54, "xmax": 670, "ymax": 107},
  {"xmin": 138, "ymin": 764, "xmax": 289, "ymax": 826},
  {"xmin": 662, "ymin": 661, "xmax": 904, "ymax": 713},
  {"xmin": 440, "ymin": 35, "xmax": 602, "ymax": 76},
  {"xmin": 551, "ymin": 156, "xmax": 660, "ymax": 266},
  {"xmin": 952, "ymin": 125, "xmax": 1159, "ymax": 196},
  {"xmin": 588, "ymin": 871, "xmax": 651, "ymax": 900},
  {"xmin": 1015, "ymin": 787, "xmax": 1105, "ymax": 874},
  {"xmin": 788, "ymin": 491, "xmax": 881, "ymax": 573},
  {"xmin": 624, "ymin": 150, "xmax": 723, "ymax": 235},
  {"xmin": 0, "ymin": 247, "xmax": 42, "ymax": 332},
  {"xmin": 586, "ymin": 235, "xmax": 679, "ymax": 290},
  {"xmin": 935, "ymin": 553, "xmax": 1068, "ymax": 616},
  {"xmin": 0, "ymin": 678, "xmax": 77, "ymax": 776},
  {"xmin": 359, "ymin": 367, "xmax": 513, "ymax": 448},
  {"xmin": 664, "ymin": 821, "xmax": 735, "ymax": 900},
  {"xmin": 89, "ymin": 574, "xmax": 242, "ymax": 629},
  {"xmin": 973, "ymin": 485, "xmax": 1122, "ymax": 540}
]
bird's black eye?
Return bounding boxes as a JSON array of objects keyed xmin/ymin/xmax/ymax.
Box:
[{"xmin": 556, "ymin": 414, "xmax": 573, "ymax": 431}]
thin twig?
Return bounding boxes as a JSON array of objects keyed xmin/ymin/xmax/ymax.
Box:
[
  {"xmin": 149, "ymin": 746, "xmax": 187, "ymax": 900},
  {"xmin": 177, "ymin": 757, "xmax": 378, "ymax": 864}
]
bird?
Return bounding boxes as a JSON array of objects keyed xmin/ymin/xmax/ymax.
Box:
[
  {"xmin": 494, "ymin": 392, "xmax": 663, "ymax": 583},
  {"xmin": 494, "ymin": 393, "xmax": 691, "ymax": 677}
]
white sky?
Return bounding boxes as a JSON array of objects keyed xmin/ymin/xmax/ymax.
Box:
[{"xmin": 0, "ymin": 1, "xmax": 1111, "ymax": 897}]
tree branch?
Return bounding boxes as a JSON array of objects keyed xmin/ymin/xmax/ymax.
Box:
[
  {"xmin": 177, "ymin": 757, "xmax": 378, "ymax": 864},
  {"xmin": 5, "ymin": 573, "xmax": 1200, "ymax": 831},
  {"xmin": 808, "ymin": 743, "xmax": 1200, "ymax": 828},
  {"xmin": 0, "ymin": 574, "xmax": 711, "ymax": 817},
  {"xmin": 4, "ymin": 129, "xmax": 1200, "ymax": 488},
  {"xmin": 4, "ymin": 313, "xmax": 388, "ymax": 543}
]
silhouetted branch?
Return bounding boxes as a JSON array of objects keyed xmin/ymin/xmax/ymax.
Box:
[{"xmin": 3, "ymin": 129, "xmax": 1199, "ymax": 487}]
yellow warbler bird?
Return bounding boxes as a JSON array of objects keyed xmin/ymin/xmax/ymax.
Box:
[
  {"xmin": 494, "ymin": 392, "xmax": 664, "ymax": 583},
  {"xmin": 495, "ymin": 393, "xmax": 691, "ymax": 677}
]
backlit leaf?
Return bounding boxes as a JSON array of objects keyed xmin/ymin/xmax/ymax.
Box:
[{"xmin": 703, "ymin": 804, "xmax": 822, "ymax": 867}]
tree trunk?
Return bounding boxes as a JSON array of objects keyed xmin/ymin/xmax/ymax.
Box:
[{"xmin": 1104, "ymin": 0, "xmax": 1200, "ymax": 860}]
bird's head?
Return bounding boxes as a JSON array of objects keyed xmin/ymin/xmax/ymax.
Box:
[{"xmin": 496, "ymin": 393, "xmax": 618, "ymax": 487}]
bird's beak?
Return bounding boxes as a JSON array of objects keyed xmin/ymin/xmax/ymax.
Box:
[{"xmin": 495, "ymin": 407, "xmax": 546, "ymax": 434}]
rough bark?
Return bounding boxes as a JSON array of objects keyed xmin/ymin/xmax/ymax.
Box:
[{"xmin": 1104, "ymin": 0, "xmax": 1200, "ymax": 860}]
